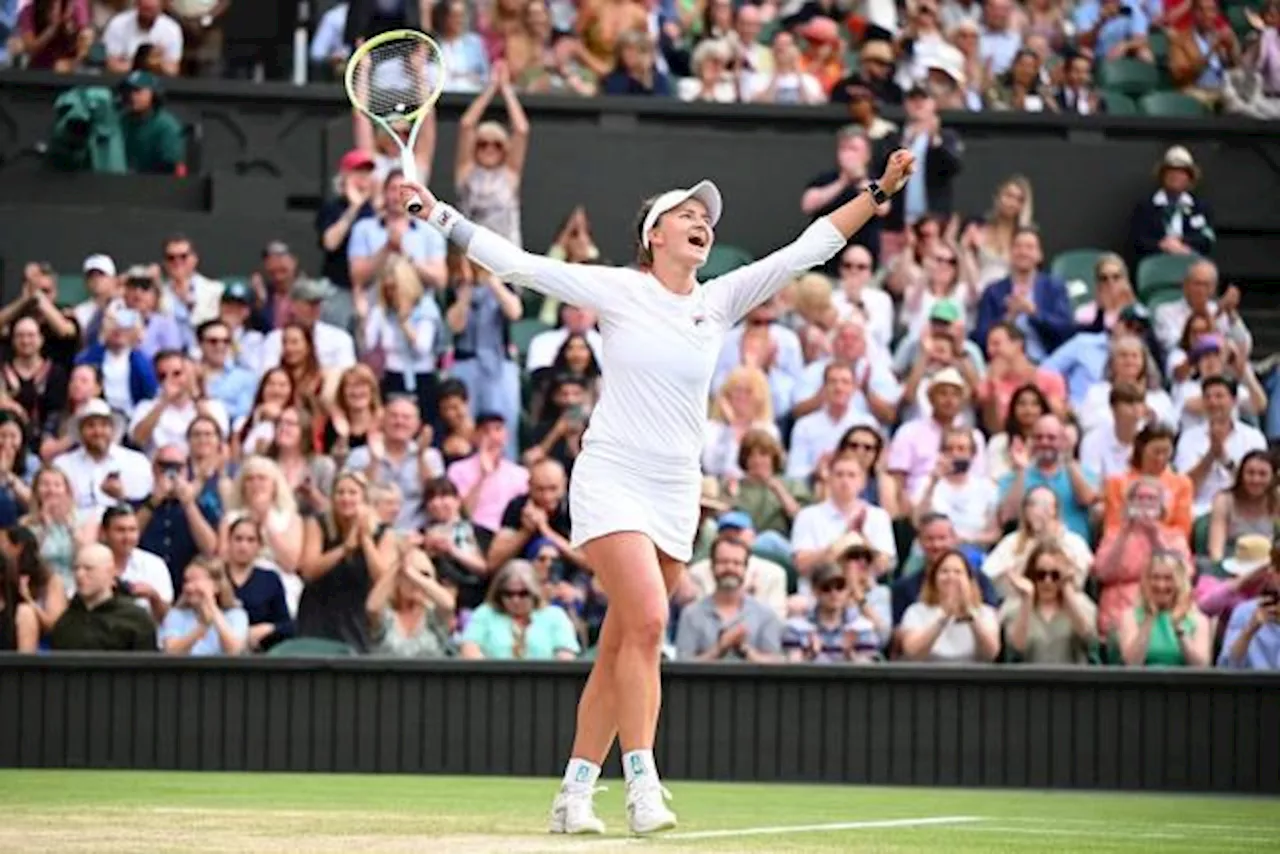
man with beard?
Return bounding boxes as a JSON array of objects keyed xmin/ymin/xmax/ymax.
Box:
[{"xmin": 674, "ymin": 534, "xmax": 783, "ymax": 662}]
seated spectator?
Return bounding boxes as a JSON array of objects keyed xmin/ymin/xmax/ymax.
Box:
[
  {"xmin": 14, "ymin": 0, "xmax": 92, "ymax": 72},
  {"xmin": 1054, "ymin": 51, "xmax": 1105, "ymax": 115},
  {"xmin": 48, "ymin": 543, "xmax": 156, "ymax": 652},
  {"xmin": 985, "ymin": 48, "xmax": 1059, "ymax": 111},
  {"xmin": 1002, "ymin": 540, "xmax": 1098, "ymax": 665},
  {"xmin": 223, "ymin": 517, "xmax": 294, "ymax": 653},
  {"xmin": 976, "ymin": 321, "xmax": 1066, "ymax": 435},
  {"xmin": 899, "ymin": 548, "xmax": 1001, "ymax": 663},
  {"xmin": 433, "ymin": 0, "xmax": 491, "ymax": 92},
  {"xmin": 1153, "ymin": 259, "xmax": 1251, "ymax": 356},
  {"xmin": 100, "ymin": 505, "xmax": 172, "ymax": 624},
  {"xmin": 1101, "ymin": 422, "xmax": 1194, "ymax": 539},
  {"xmin": 323, "ymin": 365, "xmax": 383, "ymax": 466},
  {"xmin": 743, "ymin": 29, "xmax": 825, "ymax": 104},
  {"xmin": 39, "ymin": 364, "xmax": 106, "ymax": 463},
  {"xmin": 1169, "ymin": 0, "xmax": 1241, "ymax": 108},
  {"xmin": 915, "ymin": 427, "xmax": 1000, "ymax": 550},
  {"xmin": 2, "ymin": 524, "xmax": 68, "ymax": 640},
  {"xmin": 215, "ymin": 283, "xmax": 265, "ymax": 375},
  {"xmin": 891, "ymin": 232, "xmax": 980, "ymax": 348},
  {"xmin": 1206, "ymin": 451, "xmax": 1278, "ymax": 563},
  {"xmin": 1115, "ymin": 553, "xmax": 1211, "ymax": 665},
  {"xmin": 524, "ymin": 375, "xmax": 590, "ymax": 473},
  {"xmin": 729, "ymin": 429, "xmax": 809, "ymax": 537},
  {"xmin": 830, "ymin": 425, "xmax": 903, "ymax": 520},
  {"xmin": 436, "ymin": 380, "xmax": 477, "ymax": 465},
  {"xmin": 783, "ymin": 557, "xmax": 888, "ymax": 663},
  {"xmin": 53, "ymin": 399, "xmax": 152, "ymax": 522},
  {"xmin": 137, "ymin": 442, "xmax": 221, "ymax": 595},
  {"xmin": 88, "ymin": 266, "xmax": 189, "ymax": 360},
  {"xmin": 366, "ymin": 547, "xmax": 455, "ymax": 658},
  {"xmin": 263, "ymin": 407, "xmax": 332, "ymax": 518},
  {"xmin": 159, "ymin": 557, "xmax": 248, "ymax": 656},
  {"xmin": 261, "ymin": 282, "xmax": 358, "ymax": 376},
  {"xmin": 686, "ymin": 511, "xmax": 788, "ymax": 619},
  {"xmin": 235, "ymin": 368, "xmax": 294, "ymax": 458},
  {"xmin": 897, "ymin": 303, "xmax": 984, "ymax": 423},
  {"xmin": 1077, "ymin": 334, "xmax": 1175, "ymax": 435},
  {"xmin": 854, "ymin": 39, "xmax": 903, "ymax": 105},
  {"xmin": 346, "ymin": 396, "xmax": 437, "ymax": 531},
  {"xmin": 74, "ymin": 308, "xmax": 157, "ymax": 416},
  {"xmin": 1170, "ymin": 335, "xmax": 1267, "ymax": 432},
  {"xmin": 1167, "ymin": 311, "xmax": 1216, "ymax": 387},
  {"xmin": 1074, "ymin": 0, "xmax": 1154, "ymax": 64},
  {"xmin": 296, "ymin": 472, "xmax": 394, "ymax": 652},
  {"xmin": 1217, "ymin": 541, "xmax": 1280, "ymax": 670},
  {"xmin": 518, "ymin": 28, "xmax": 598, "ymax": 95},
  {"xmin": 1175, "ymin": 376, "xmax": 1268, "ymax": 516},
  {"xmin": 128, "ymin": 351, "xmax": 229, "ymax": 455},
  {"xmin": 889, "ymin": 368, "xmax": 986, "ymax": 505},
  {"xmin": 21, "ymin": 467, "xmax": 79, "ymax": 592},
  {"xmin": 102, "ymin": 0, "xmax": 182, "ymax": 76},
  {"xmin": 974, "ymin": 228, "xmax": 1073, "ymax": 364},
  {"xmin": 792, "ymin": 449, "xmax": 897, "ymax": 581},
  {"xmin": 978, "ymin": 0, "xmax": 1022, "ymax": 77},
  {"xmin": 421, "ymin": 477, "xmax": 489, "ymax": 610},
  {"xmin": 486, "ymin": 458, "xmax": 583, "ymax": 576},
  {"xmin": 790, "ymin": 319, "xmax": 899, "ymax": 439},
  {"xmin": 674, "ymin": 534, "xmax": 784, "ymax": 662},
  {"xmin": 446, "ymin": 412, "xmax": 529, "ymax": 536},
  {"xmin": 0, "ymin": 530, "xmax": 40, "ymax": 652},
  {"xmin": 160, "ymin": 234, "xmax": 223, "ymax": 331},
  {"xmin": 71, "ymin": 255, "xmax": 119, "ymax": 349},
  {"xmin": 787, "ymin": 362, "xmax": 881, "ymax": 482},
  {"xmin": 194, "ymin": 320, "xmax": 256, "ymax": 425},
  {"xmin": 1045, "ymin": 303, "xmax": 1160, "ymax": 406},
  {"xmin": 986, "ymin": 383, "xmax": 1051, "ymax": 483},
  {"xmin": 459, "ymin": 559, "xmax": 579, "ymax": 660},
  {"xmin": 601, "ymin": 30, "xmax": 671, "ymax": 96},
  {"xmin": 0, "ymin": 264, "xmax": 80, "ymax": 370},
  {"xmin": 790, "ymin": 274, "xmax": 840, "ymax": 363},
  {"xmin": 831, "ymin": 245, "xmax": 894, "ymax": 350},
  {"xmin": 1223, "ymin": 0, "xmax": 1280, "ymax": 118},
  {"xmin": 679, "ymin": 38, "xmax": 738, "ymax": 102},
  {"xmin": 998, "ymin": 413, "xmax": 1098, "ymax": 541},
  {"xmin": 1079, "ymin": 382, "xmax": 1147, "ymax": 483},
  {"xmin": 1074, "ymin": 253, "xmax": 1137, "ymax": 330},
  {"xmin": 1133, "ymin": 146, "xmax": 1218, "ymax": 265},
  {"xmin": 528, "ymin": 305, "xmax": 604, "ymax": 378},
  {"xmin": 0, "ymin": 414, "xmax": 35, "ymax": 526},
  {"xmin": 714, "ymin": 297, "xmax": 803, "ymax": 420},
  {"xmin": 985, "ymin": 485, "xmax": 1093, "ymax": 595},
  {"xmin": 118, "ymin": 71, "xmax": 185, "ymax": 176},
  {"xmin": 958, "ymin": 176, "xmax": 1035, "ymax": 290},
  {"xmin": 1, "ymin": 316, "xmax": 68, "ymax": 436}
]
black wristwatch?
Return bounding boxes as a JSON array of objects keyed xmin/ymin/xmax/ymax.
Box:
[{"xmin": 866, "ymin": 181, "xmax": 889, "ymax": 205}]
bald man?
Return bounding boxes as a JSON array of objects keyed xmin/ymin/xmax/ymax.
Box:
[{"xmin": 48, "ymin": 545, "xmax": 158, "ymax": 652}]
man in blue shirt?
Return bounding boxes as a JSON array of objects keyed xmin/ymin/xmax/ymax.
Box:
[
  {"xmin": 1074, "ymin": 0, "xmax": 1154, "ymax": 63},
  {"xmin": 347, "ymin": 168, "xmax": 447, "ymax": 292},
  {"xmin": 973, "ymin": 228, "xmax": 1073, "ymax": 362},
  {"xmin": 194, "ymin": 319, "xmax": 257, "ymax": 422},
  {"xmin": 1219, "ymin": 588, "xmax": 1280, "ymax": 671},
  {"xmin": 1043, "ymin": 302, "xmax": 1157, "ymax": 405},
  {"xmin": 997, "ymin": 413, "xmax": 1099, "ymax": 540}
]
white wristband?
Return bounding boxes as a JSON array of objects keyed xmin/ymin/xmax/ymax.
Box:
[{"xmin": 426, "ymin": 203, "xmax": 461, "ymax": 237}]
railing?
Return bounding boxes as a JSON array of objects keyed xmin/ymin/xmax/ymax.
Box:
[{"xmin": 2, "ymin": 654, "xmax": 1276, "ymax": 792}]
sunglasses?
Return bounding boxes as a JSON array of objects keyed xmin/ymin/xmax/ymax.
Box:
[
  {"xmin": 476, "ymin": 140, "xmax": 505, "ymax": 151},
  {"xmin": 818, "ymin": 579, "xmax": 847, "ymax": 593},
  {"xmin": 1098, "ymin": 271, "xmax": 1125, "ymax": 282},
  {"xmin": 844, "ymin": 441, "xmax": 878, "ymax": 452},
  {"xmin": 165, "ymin": 251, "xmax": 191, "ymax": 262},
  {"xmin": 158, "ymin": 370, "xmax": 184, "ymax": 380},
  {"xmin": 841, "ymin": 261, "xmax": 872, "ymax": 271},
  {"xmin": 1029, "ymin": 569, "xmax": 1062, "ymax": 582},
  {"xmin": 501, "ymin": 588, "xmax": 531, "ymax": 599}
]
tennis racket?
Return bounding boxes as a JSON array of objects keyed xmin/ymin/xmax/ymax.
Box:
[{"xmin": 344, "ymin": 29, "xmax": 446, "ymax": 215}]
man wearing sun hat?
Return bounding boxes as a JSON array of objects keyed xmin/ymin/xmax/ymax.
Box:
[
  {"xmin": 1217, "ymin": 536, "xmax": 1279, "ymax": 670},
  {"xmin": 888, "ymin": 366, "xmax": 987, "ymax": 502},
  {"xmin": 1131, "ymin": 145, "xmax": 1217, "ymax": 261}
]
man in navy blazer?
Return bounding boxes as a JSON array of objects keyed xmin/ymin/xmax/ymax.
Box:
[{"xmin": 973, "ymin": 228, "xmax": 1074, "ymax": 361}]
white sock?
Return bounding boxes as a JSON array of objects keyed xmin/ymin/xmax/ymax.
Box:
[
  {"xmin": 562, "ymin": 758, "xmax": 601, "ymax": 792},
  {"xmin": 622, "ymin": 749, "xmax": 658, "ymax": 786}
]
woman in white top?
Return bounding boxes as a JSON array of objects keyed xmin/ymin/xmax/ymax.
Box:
[
  {"xmin": 401, "ymin": 149, "xmax": 917, "ymax": 835},
  {"xmin": 678, "ymin": 38, "xmax": 739, "ymax": 103},
  {"xmin": 958, "ymin": 174, "xmax": 1034, "ymax": 288},
  {"xmin": 1170, "ymin": 335, "xmax": 1267, "ymax": 433},
  {"xmin": 359, "ymin": 254, "xmax": 444, "ymax": 420},
  {"xmin": 1077, "ymin": 334, "xmax": 1175, "ymax": 434},
  {"xmin": 702, "ymin": 366, "xmax": 778, "ymax": 479},
  {"xmin": 899, "ymin": 549, "xmax": 1001, "ymax": 663}
]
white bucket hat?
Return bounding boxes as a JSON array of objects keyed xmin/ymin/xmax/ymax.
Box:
[{"xmin": 640, "ymin": 180, "xmax": 723, "ymax": 250}]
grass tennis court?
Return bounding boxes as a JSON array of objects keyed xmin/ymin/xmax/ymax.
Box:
[{"xmin": 0, "ymin": 770, "xmax": 1276, "ymax": 853}]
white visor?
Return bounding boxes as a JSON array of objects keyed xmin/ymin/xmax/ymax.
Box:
[{"xmin": 640, "ymin": 180, "xmax": 723, "ymax": 250}]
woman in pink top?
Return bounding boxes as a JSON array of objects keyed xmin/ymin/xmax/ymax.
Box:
[
  {"xmin": 1093, "ymin": 476, "xmax": 1193, "ymax": 640},
  {"xmin": 1196, "ymin": 536, "xmax": 1276, "ymax": 623},
  {"xmin": 16, "ymin": 0, "xmax": 93, "ymax": 71}
]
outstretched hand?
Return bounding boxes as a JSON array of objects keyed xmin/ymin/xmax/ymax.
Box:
[
  {"xmin": 880, "ymin": 149, "xmax": 917, "ymax": 195},
  {"xmin": 399, "ymin": 179, "xmax": 438, "ymax": 217}
]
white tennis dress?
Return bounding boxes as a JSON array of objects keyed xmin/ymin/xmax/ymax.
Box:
[{"xmin": 465, "ymin": 219, "xmax": 847, "ymax": 561}]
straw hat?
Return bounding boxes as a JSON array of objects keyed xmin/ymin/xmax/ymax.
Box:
[
  {"xmin": 1222, "ymin": 535, "xmax": 1273, "ymax": 576},
  {"xmin": 1155, "ymin": 145, "xmax": 1201, "ymax": 184}
]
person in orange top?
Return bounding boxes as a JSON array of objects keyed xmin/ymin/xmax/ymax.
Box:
[
  {"xmin": 797, "ymin": 17, "xmax": 848, "ymax": 96},
  {"xmin": 1101, "ymin": 422, "xmax": 1194, "ymax": 541}
]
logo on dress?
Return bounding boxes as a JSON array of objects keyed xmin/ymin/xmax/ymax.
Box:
[{"xmin": 692, "ymin": 314, "xmax": 706, "ymax": 327}]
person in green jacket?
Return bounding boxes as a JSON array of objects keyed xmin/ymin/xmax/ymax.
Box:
[
  {"xmin": 49, "ymin": 544, "xmax": 157, "ymax": 652},
  {"xmin": 119, "ymin": 69, "xmax": 185, "ymax": 176}
]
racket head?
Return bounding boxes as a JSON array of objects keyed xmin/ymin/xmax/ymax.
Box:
[{"xmin": 344, "ymin": 29, "xmax": 446, "ymax": 137}]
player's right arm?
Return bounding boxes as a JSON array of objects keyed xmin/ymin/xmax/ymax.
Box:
[{"xmin": 400, "ymin": 179, "xmax": 612, "ymax": 314}]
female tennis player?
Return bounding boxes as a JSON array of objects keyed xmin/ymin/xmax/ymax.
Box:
[{"xmin": 401, "ymin": 148, "xmax": 915, "ymax": 835}]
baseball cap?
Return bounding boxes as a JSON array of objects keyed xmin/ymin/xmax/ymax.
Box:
[
  {"xmin": 80, "ymin": 399, "xmax": 114, "ymax": 421},
  {"xmin": 221, "ymin": 280, "xmax": 252, "ymax": 303},
  {"xmin": 640, "ymin": 180, "xmax": 723, "ymax": 250},
  {"xmin": 122, "ymin": 70, "xmax": 158, "ymax": 91},
  {"xmin": 1119, "ymin": 302, "xmax": 1151, "ymax": 326},
  {"xmin": 289, "ymin": 278, "xmax": 334, "ymax": 302},
  {"xmin": 929, "ymin": 299, "xmax": 961, "ymax": 324},
  {"xmin": 263, "ymin": 240, "xmax": 292, "ymax": 258},
  {"xmin": 123, "ymin": 266, "xmax": 154, "ymax": 286},
  {"xmin": 716, "ymin": 510, "xmax": 753, "ymax": 532},
  {"xmin": 83, "ymin": 254, "xmax": 116, "ymax": 277},
  {"xmin": 338, "ymin": 149, "xmax": 376, "ymax": 172},
  {"xmin": 1189, "ymin": 334, "xmax": 1224, "ymax": 359}
]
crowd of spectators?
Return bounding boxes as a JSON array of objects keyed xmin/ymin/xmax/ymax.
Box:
[
  {"xmin": 0, "ymin": 2, "xmax": 1278, "ymax": 672},
  {"xmin": 3, "ymin": 0, "xmax": 1278, "ymax": 117}
]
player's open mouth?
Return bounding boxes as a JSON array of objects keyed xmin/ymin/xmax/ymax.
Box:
[{"xmin": 689, "ymin": 234, "xmax": 707, "ymax": 248}]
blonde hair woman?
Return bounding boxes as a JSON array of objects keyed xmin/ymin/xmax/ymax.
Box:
[
  {"xmin": 983, "ymin": 485, "xmax": 1093, "ymax": 599},
  {"xmin": 960, "ymin": 174, "xmax": 1035, "ymax": 287},
  {"xmin": 324, "ymin": 364, "xmax": 383, "ymax": 464},
  {"xmin": 297, "ymin": 472, "xmax": 395, "ymax": 653},
  {"xmin": 20, "ymin": 466, "xmax": 85, "ymax": 590},
  {"xmin": 221, "ymin": 455, "xmax": 305, "ymax": 611},
  {"xmin": 365, "ymin": 546, "xmax": 455, "ymax": 658},
  {"xmin": 703, "ymin": 367, "xmax": 778, "ymax": 479},
  {"xmin": 899, "ymin": 549, "xmax": 1001, "ymax": 663},
  {"xmin": 1116, "ymin": 553, "xmax": 1210, "ymax": 667},
  {"xmin": 1003, "ymin": 540, "xmax": 1098, "ymax": 664},
  {"xmin": 159, "ymin": 557, "xmax": 249, "ymax": 656},
  {"xmin": 1077, "ymin": 335, "xmax": 1174, "ymax": 434},
  {"xmin": 459, "ymin": 559, "xmax": 579, "ymax": 661},
  {"xmin": 790, "ymin": 272, "xmax": 839, "ymax": 363},
  {"xmin": 1074, "ymin": 253, "xmax": 1136, "ymax": 329},
  {"xmin": 456, "ymin": 60, "xmax": 530, "ymax": 247},
  {"xmin": 268, "ymin": 406, "xmax": 335, "ymax": 517},
  {"xmin": 358, "ymin": 254, "xmax": 445, "ymax": 419}
]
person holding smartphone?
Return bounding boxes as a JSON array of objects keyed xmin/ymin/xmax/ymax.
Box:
[
  {"xmin": 523, "ymin": 375, "xmax": 590, "ymax": 473},
  {"xmin": 1218, "ymin": 542, "xmax": 1280, "ymax": 671}
]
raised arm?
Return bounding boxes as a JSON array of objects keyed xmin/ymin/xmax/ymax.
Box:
[{"xmin": 710, "ymin": 150, "xmax": 916, "ymax": 325}]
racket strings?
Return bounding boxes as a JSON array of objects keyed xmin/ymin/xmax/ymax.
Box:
[{"xmin": 350, "ymin": 37, "xmax": 443, "ymax": 121}]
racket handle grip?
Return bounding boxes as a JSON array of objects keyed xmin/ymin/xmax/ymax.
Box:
[{"xmin": 407, "ymin": 194, "xmax": 425, "ymax": 215}]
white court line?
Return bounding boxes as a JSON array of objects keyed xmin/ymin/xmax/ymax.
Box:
[
  {"xmin": 661, "ymin": 815, "xmax": 984, "ymax": 842},
  {"xmin": 950, "ymin": 825, "xmax": 1275, "ymax": 845},
  {"xmin": 992, "ymin": 817, "xmax": 1280, "ymax": 833}
]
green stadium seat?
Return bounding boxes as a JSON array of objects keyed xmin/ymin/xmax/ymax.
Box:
[
  {"xmin": 1050, "ymin": 248, "xmax": 1106, "ymax": 307},
  {"xmin": 1136, "ymin": 252, "xmax": 1198, "ymax": 300},
  {"xmin": 1147, "ymin": 30, "xmax": 1170, "ymax": 64},
  {"xmin": 1192, "ymin": 514, "xmax": 1212, "ymax": 557},
  {"xmin": 1226, "ymin": 5, "xmax": 1253, "ymax": 36},
  {"xmin": 56, "ymin": 273, "xmax": 89, "ymax": 308},
  {"xmin": 697, "ymin": 244, "xmax": 754, "ymax": 282},
  {"xmin": 510, "ymin": 317, "xmax": 550, "ymax": 364},
  {"xmin": 1139, "ymin": 91, "xmax": 1210, "ymax": 117},
  {"xmin": 518, "ymin": 284, "xmax": 543, "ymax": 318},
  {"xmin": 1099, "ymin": 88, "xmax": 1139, "ymax": 115},
  {"xmin": 1097, "ymin": 58, "xmax": 1159, "ymax": 97}
]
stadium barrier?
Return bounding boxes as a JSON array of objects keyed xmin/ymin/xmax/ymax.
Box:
[{"xmin": 1, "ymin": 654, "xmax": 1275, "ymax": 793}]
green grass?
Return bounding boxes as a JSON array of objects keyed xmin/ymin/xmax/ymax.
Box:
[{"xmin": 0, "ymin": 770, "xmax": 1276, "ymax": 853}]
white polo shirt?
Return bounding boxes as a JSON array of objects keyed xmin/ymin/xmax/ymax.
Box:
[
  {"xmin": 127, "ymin": 397, "xmax": 230, "ymax": 454},
  {"xmin": 1079, "ymin": 425, "xmax": 1134, "ymax": 483},
  {"xmin": 1174, "ymin": 419, "xmax": 1268, "ymax": 515},
  {"xmin": 925, "ymin": 475, "xmax": 999, "ymax": 543},
  {"xmin": 260, "ymin": 321, "xmax": 357, "ymax": 375},
  {"xmin": 785, "ymin": 405, "xmax": 879, "ymax": 480},
  {"xmin": 121, "ymin": 547, "xmax": 175, "ymax": 616},
  {"xmin": 790, "ymin": 499, "xmax": 897, "ymax": 569},
  {"xmin": 102, "ymin": 9, "xmax": 184, "ymax": 68},
  {"xmin": 53, "ymin": 444, "xmax": 154, "ymax": 521}
]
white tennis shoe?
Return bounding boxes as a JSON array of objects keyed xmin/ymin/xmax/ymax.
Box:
[
  {"xmin": 548, "ymin": 785, "xmax": 607, "ymax": 834},
  {"xmin": 625, "ymin": 781, "xmax": 677, "ymax": 835}
]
